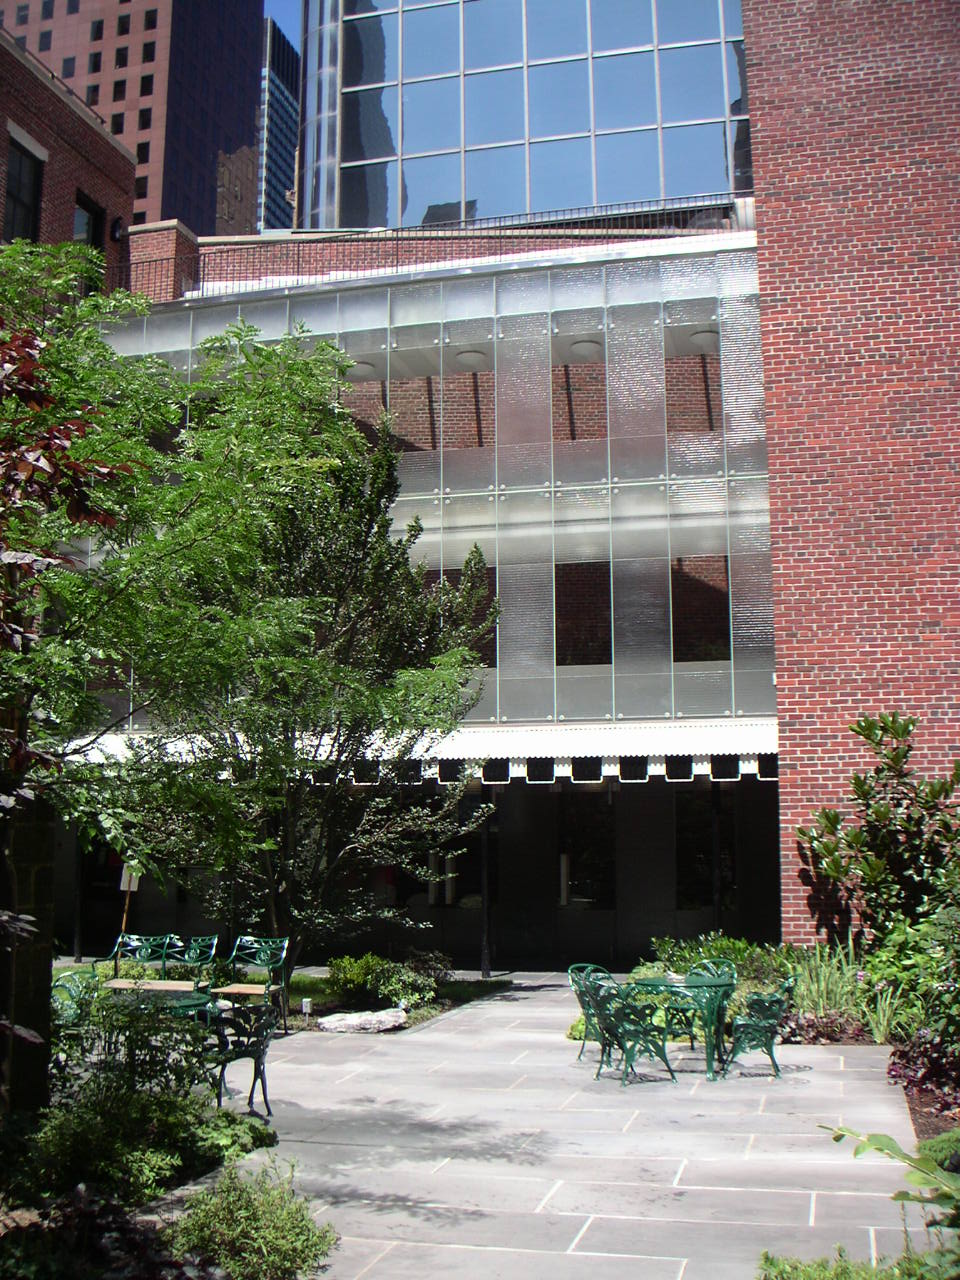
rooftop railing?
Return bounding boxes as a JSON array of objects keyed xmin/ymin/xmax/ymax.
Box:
[{"xmin": 113, "ymin": 192, "xmax": 755, "ymax": 304}]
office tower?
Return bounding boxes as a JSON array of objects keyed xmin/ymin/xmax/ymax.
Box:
[
  {"xmin": 12, "ymin": 0, "xmax": 262, "ymax": 235},
  {"xmin": 258, "ymin": 17, "xmax": 299, "ymax": 231}
]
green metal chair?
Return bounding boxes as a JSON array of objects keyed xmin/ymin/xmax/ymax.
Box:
[
  {"xmin": 167, "ymin": 934, "xmax": 218, "ymax": 987},
  {"xmin": 212, "ymin": 935, "xmax": 289, "ymax": 1033},
  {"xmin": 206, "ymin": 1003, "xmax": 279, "ymax": 1114},
  {"xmin": 586, "ymin": 975, "xmax": 676, "ymax": 1085},
  {"xmin": 724, "ymin": 976, "xmax": 795, "ymax": 1077},
  {"xmin": 567, "ymin": 963, "xmax": 610, "ymax": 1060},
  {"xmin": 94, "ymin": 933, "xmax": 176, "ymax": 979}
]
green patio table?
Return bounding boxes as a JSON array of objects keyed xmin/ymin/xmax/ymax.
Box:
[{"xmin": 624, "ymin": 974, "xmax": 736, "ymax": 1081}]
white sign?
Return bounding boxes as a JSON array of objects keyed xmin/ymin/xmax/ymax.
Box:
[{"xmin": 119, "ymin": 867, "xmax": 140, "ymax": 893}]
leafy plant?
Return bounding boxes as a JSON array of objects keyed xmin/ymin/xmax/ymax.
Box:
[
  {"xmin": 163, "ymin": 1161, "xmax": 336, "ymax": 1280},
  {"xmin": 756, "ymin": 1248, "xmax": 952, "ymax": 1278},
  {"xmin": 650, "ymin": 933, "xmax": 792, "ymax": 984},
  {"xmin": 918, "ymin": 1129, "xmax": 960, "ymax": 1174},
  {"xmin": 326, "ymin": 952, "xmax": 436, "ymax": 1009},
  {"xmin": 789, "ymin": 938, "xmax": 861, "ymax": 1019},
  {"xmin": 888, "ymin": 1032, "xmax": 960, "ymax": 1110}
]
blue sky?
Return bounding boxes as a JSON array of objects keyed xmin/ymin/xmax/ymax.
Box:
[{"xmin": 265, "ymin": 0, "xmax": 301, "ymax": 50}]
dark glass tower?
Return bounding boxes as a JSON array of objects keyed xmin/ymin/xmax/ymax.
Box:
[{"xmin": 259, "ymin": 18, "xmax": 301, "ymax": 231}]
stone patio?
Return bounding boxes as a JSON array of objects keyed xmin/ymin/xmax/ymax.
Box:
[{"xmin": 228, "ymin": 973, "xmax": 932, "ymax": 1279}]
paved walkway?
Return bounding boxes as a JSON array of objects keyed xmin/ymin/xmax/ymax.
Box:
[{"xmin": 229, "ymin": 974, "xmax": 930, "ymax": 1280}]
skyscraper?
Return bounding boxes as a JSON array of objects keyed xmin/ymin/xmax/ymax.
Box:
[{"xmin": 258, "ymin": 17, "xmax": 299, "ymax": 231}]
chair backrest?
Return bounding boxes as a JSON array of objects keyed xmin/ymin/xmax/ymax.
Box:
[
  {"xmin": 212, "ymin": 1003, "xmax": 279, "ymax": 1057},
  {"xmin": 229, "ymin": 935, "xmax": 289, "ymax": 982},
  {"xmin": 169, "ymin": 935, "xmax": 218, "ymax": 968},
  {"xmin": 112, "ymin": 933, "xmax": 176, "ymax": 977},
  {"xmin": 686, "ymin": 958, "xmax": 737, "ymax": 984}
]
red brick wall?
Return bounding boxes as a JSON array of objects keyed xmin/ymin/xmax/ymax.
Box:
[
  {"xmin": 127, "ymin": 220, "xmax": 196, "ymax": 301},
  {"xmin": 666, "ymin": 354, "xmax": 721, "ymax": 435},
  {"xmin": 743, "ymin": 0, "xmax": 960, "ymax": 940},
  {"xmin": 0, "ymin": 34, "xmax": 133, "ymax": 278}
]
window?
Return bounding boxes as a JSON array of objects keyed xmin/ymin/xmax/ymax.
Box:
[
  {"xmin": 138, "ymin": 107, "xmax": 151, "ymax": 129},
  {"xmin": 66, "ymin": 0, "xmax": 77, "ymax": 10},
  {"xmin": 85, "ymin": 83, "xmax": 99, "ymax": 105},
  {"xmin": 90, "ymin": 18, "xmax": 102, "ymax": 39},
  {"xmin": 135, "ymin": 139, "xmax": 149, "ymax": 163},
  {"xmin": 112, "ymin": 78, "xmax": 125, "ymax": 100},
  {"xmin": 15, "ymin": 4, "xmax": 28, "ymax": 26},
  {"xmin": 38, "ymin": 28, "xmax": 51, "ymax": 49},
  {"xmin": 4, "ymin": 139, "xmax": 43, "ymax": 241},
  {"xmin": 114, "ymin": 45, "xmax": 127, "ymax": 68},
  {"xmin": 40, "ymin": 0, "xmax": 52, "ymax": 16},
  {"xmin": 73, "ymin": 191, "xmax": 104, "ymax": 246},
  {"xmin": 141, "ymin": 40, "xmax": 154, "ymax": 61},
  {"xmin": 139, "ymin": 73, "xmax": 152, "ymax": 95},
  {"xmin": 144, "ymin": 7, "xmax": 156, "ymax": 29},
  {"xmin": 87, "ymin": 50, "xmax": 100, "ymax": 72},
  {"xmin": 14, "ymin": 34, "xmax": 25, "ymax": 47},
  {"xmin": 110, "ymin": 111, "xmax": 123, "ymax": 133},
  {"xmin": 134, "ymin": 174, "xmax": 147, "ymax": 198},
  {"xmin": 131, "ymin": 210, "xmax": 146, "ymax": 225},
  {"xmin": 116, "ymin": 12, "xmax": 128, "ymax": 34},
  {"xmin": 61, "ymin": 55, "xmax": 75, "ymax": 77}
]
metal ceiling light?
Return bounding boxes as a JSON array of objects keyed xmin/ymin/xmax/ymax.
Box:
[
  {"xmin": 689, "ymin": 328, "xmax": 720, "ymax": 354},
  {"xmin": 569, "ymin": 338, "xmax": 604, "ymax": 361},
  {"xmin": 455, "ymin": 349, "xmax": 488, "ymax": 370},
  {"xmin": 346, "ymin": 360, "xmax": 376, "ymax": 381}
]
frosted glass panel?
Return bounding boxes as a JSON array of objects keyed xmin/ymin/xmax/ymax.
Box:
[
  {"xmin": 731, "ymin": 549, "xmax": 775, "ymax": 713},
  {"xmin": 496, "ymin": 271, "xmax": 550, "ymax": 315},
  {"xmin": 611, "ymin": 481, "xmax": 667, "ymax": 558},
  {"xmin": 443, "ymin": 276, "xmax": 495, "ymax": 321},
  {"xmin": 391, "ymin": 282, "xmax": 442, "ymax": 327},
  {"xmin": 728, "ymin": 476, "xmax": 770, "ymax": 553},
  {"xmin": 660, "ymin": 256, "xmax": 718, "ymax": 301},
  {"xmin": 143, "ymin": 311, "xmax": 190, "ymax": 354},
  {"xmin": 496, "ymin": 489, "xmax": 552, "ymax": 564},
  {"xmin": 551, "ymin": 266, "xmax": 604, "ymax": 310},
  {"xmin": 720, "ymin": 292, "xmax": 767, "ymax": 474},
  {"xmin": 613, "ymin": 557, "xmax": 671, "ymax": 717},
  {"xmin": 290, "ymin": 293, "xmax": 338, "ymax": 334},
  {"xmin": 554, "ymin": 487, "xmax": 610, "ymax": 563},
  {"xmin": 497, "ymin": 562, "xmax": 555, "ymax": 720},
  {"xmin": 605, "ymin": 259, "xmax": 661, "ymax": 306},
  {"xmin": 606, "ymin": 303, "xmax": 665, "ymax": 481},
  {"xmin": 674, "ymin": 665, "xmax": 733, "ymax": 716},
  {"xmin": 441, "ymin": 316, "xmax": 496, "ymax": 494},
  {"xmin": 558, "ymin": 672, "xmax": 613, "ymax": 721},
  {"xmin": 664, "ymin": 294, "xmax": 724, "ymax": 480},
  {"xmin": 441, "ymin": 493, "xmax": 497, "ymax": 564},
  {"xmin": 390, "ymin": 496, "xmax": 442, "ymax": 568},
  {"xmin": 552, "ymin": 307, "xmax": 608, "ymax": 485},
  {"xmin": 496, "ymin": 312, "xmax": 551, "ymax": 489},
  {"xmin": 340, "ymin": 288, "xmax": 388, "ymax": 331},
  {"xmin": 668, "ymin": 479, "xmax": 728, "ymax": 557},
  {"xmin": 465, "ymin": 669, "xmax": 498, "ymax": 722},
  {"xmin": 192, "ymin": 304, "xmax": 240, "ymax": 343},
  {"xmin": 107, "ymin": 317, "xmax": 146, "ymax": 356},
  {"xmin": 238, "ymin": 299, "xmax": 289, "ymax": 340}
]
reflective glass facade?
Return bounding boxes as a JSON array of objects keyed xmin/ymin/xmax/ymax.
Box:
[{"xmin": 300, "ymin": 0, "xmax": 751, "ymax": 228}]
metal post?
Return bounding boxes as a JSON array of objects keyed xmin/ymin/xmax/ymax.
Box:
[{"xmin": 479, "ymin": 819, "xmax": 491, "ymax": 980}]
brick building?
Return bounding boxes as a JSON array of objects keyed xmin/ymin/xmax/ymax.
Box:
[{"xmin": 78, "ymin": 0, "xmax": 960, "ymax": 962}]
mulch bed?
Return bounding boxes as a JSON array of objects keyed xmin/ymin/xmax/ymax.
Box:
[{"xmin": 905, "ymin": 1087, "xmax": 960, "ymax": 1142}]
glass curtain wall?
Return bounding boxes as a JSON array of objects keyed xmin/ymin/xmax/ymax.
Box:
[
  {"xmin": 315, "ymin": 0, "xmax": 751, "ymax": 228},
  {"xmin": 122, "ymin": 246, "xmax": 773, "ymax": 725}
]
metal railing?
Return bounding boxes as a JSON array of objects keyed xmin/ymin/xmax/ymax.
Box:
[{"xmin": 111, "ymin": 192, "xmax": 754, "ymax": 303}]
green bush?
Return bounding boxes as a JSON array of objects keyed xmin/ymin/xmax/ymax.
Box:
[
  {"xmin": 326, "ymin": 952, "xmax": 436, "ymax": 1009},
  {"xmin": 164, "ymin": 1161, "xmax": 337, "ymax": 1280},
  {"xmin": 757, "ymin": 1249, "xmax": 951, "ymax": 1279},
  {"xmin": 650, "ymin": 933, "xmax": 793, "ymax": 984},
  {"xmin": 918, "ymin": 1128, "xmax": 960, "ymax": 1173}
]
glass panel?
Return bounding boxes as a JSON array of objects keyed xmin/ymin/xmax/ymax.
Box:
[
  {"xmin": 530, "ymin": 137, "xmax": 593, "ymax": 210},
  {"xmin": 719, "ymin": 292, "xmax": 766, "ymax": 474},
  {"xmin": 551, "ymin": 267, "xmax": 603, "ymax": 310},
  {"xmin": 403, "ymin": 4, "xmax": 459, "ymax": 78},
  {"xmin": 727, "ymin": 40, "xmax": 747, "ymax": 113},
  {"xmin": 443, "ymin": 276, "xmax": 495, "ymax": 321},
  {"xmin": 496, "ymin": 312, "xmax": 552, "ymax": 488},
  {"xmin": 340, "ymin": 160, "xmax": 399, "ymax": 225},
  {"xmin": 400, "ymin": 152, "xmax": 461, "ymax": 225},
  {"xmin": 606, "ymin": 302, "xmax": 665, "ymax": 482},
  {"xmin": 671, "ymin": 553, "xmax": 731, "ymax": 715},
  {"xmin": 465, "ymin": 146, "xmax": 526, "ymax": 218},
  {"xmin": 727, "ymin": 476, "xmax": 770, "ymax": 554},
  {"xmin": 612, "ymin": 558, "xmax": 671, "ymax": 717},
  {"xmin": 342, "ymin": 13, "xmax": 398, "ymax": 88},
  {"xmin": 529, "ymin": 60, "xmax": 590, "ymax": 138},
  {"xmin": 596, "ymin": 130, "xmax": 660, "ymax": 204},
  {"xmin": 109, "ymin": 316, "xmax": 146, "ymax": 356},
  {"xmin": 723, "ymin": 0, "xmax": 743, "ymax": 38},
  {"xmin": 594, "ymin": 52, "xmax": 656, "ymax": 130},
  {"xmin": 592, "ymin": 0, "xmax": 653, "ymax": 51},
  {"xmin": 237, "ymin": 299, "xmax": 289, "ymax": 341},
  {"xmin": 341, "ymin": 288, "xmax": 389, "ymax": 331},
  {"xmin": 496, "ymin": 270, "xmax": 550, "ymax": 315},
  {"xmin": 290, "ymin": 293, "xmax": 338, "ymax": 335},
  {"xmin": 660, "ymin": 256, "xmax": 718, "ymax": 302},
  {"xmin": 441, "ymin": 492, "xmax": 497, "ymax": 564},
  {"xmin": 142, "ymin": 310, "xmax": 190, "ymax": 354},
  {"xmin": 403, "ymin": 77, "xmax": 460, "ymax": 154},
  {"xmin": 656, "ymin": 0, "xmax": 720, "ymax": 44},
  {"xmin": 497, "ymin": 488, "xmax": 555, "ymax": 721},
  {"xmin": 730, "ymin": 547, "xmax": 775, "ymax": 713},
  {"xmin": 191, "ymin": 303, "xmax": 239, "ymax": 343},
  {"xmin": 659, "ymin": 44, "xmax": 725, "ymax": 122},
  {"xmin": 605, "ymin": 258, "xmax": 662, "ymax": 306},
  {"xmin": 391, "ymin": 282, "xmax": 442, "ymax": 326},
  {"xmin": 662, "ymin": 124, "xmax": 728, "ymax": 198},
  {"xmin": 341, "ymin": 86, "xmax": 398, "ymax": 161},
  {"xmin": 464, "ymin": 0, "xmax": 523, "ymax": 69},
  {"xmin": 729, "ymin": 118, "xmax": 752, "ymax": 191},
  {"xmin": 390, "ymin": 496, "xmax": 441, "ymax": 568},
  {"xmin": 552, "ymin": 308, "xmax": 608, "ymax": 485},
  {"xmin": 389, "ymin": 321, "xmax": 442, "ymax": 494},
  {"xmin": 441, "ymin": 323, "xmax": 496, "ymax": 492},
  {"xmin": 667, "ymin": 478, "xmax": 727, "ymax": 559},
  {"xmin": 344, "ymin": 0, "xmax": 395, "ymax": 12},
  {"xmin": 664, "ymin": 297, "xmax": 723, "ymax": 479},
  {"xmin": 554, "ymin": 486, "xmax": 613, "ymax": 718},
  {"xmin": 464, "ymin": 69, "xmax": 524, "ymax": 145},
  {"xmin": 526, "ymin": 0, "xmax": 587, "ymax": 60}
]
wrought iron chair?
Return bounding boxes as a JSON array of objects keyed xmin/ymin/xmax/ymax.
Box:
[
  {"xmin": 567, "ymin": 963, "xmax": 611, "ymax": 1060},
  {"xmin": 585, "ymin": 975, "xmax": 677, "ymax": 1085},
  {"xmin": 206, "ymin": 1003, "xmax": 279, "ymax": 1114},
  {"xmin": 724, "ymin": 976, "xmax": 795, "ymax": 1077}
]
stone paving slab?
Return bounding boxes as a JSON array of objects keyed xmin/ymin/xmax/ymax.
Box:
[{"xmin": 221, "ymin": 974, "xmax": 931, "ymax": 1278}]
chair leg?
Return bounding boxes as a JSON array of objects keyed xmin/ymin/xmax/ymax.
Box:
[
  {"xmin": 217, "ymin": 1066, "xmax": 226, "ymax": 1108},
  {"xmin": 766, "ymin": 1037, "xmax": 781, "ymax": 1078}
]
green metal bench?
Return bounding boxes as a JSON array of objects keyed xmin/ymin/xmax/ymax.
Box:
[
  {"xmin": 584, "ymin": 974, "xmax": 677, "ymax": 1085},
  {"xmin": 206, "ymin": 1003, "xmax": 279, "ymax": 1114},
  {"xmin": 167, "ymin": 934, "xmax": 218, "ymax": 986},
  {"xmin": 724, "ymin": 976, "xmax": 795, "ymax": 1077}
]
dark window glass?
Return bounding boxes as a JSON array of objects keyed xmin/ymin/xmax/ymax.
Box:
[
  {"xmin": 139, "ymin": 73, "xmax": 153, "ymax": 95},
  {"xmin": 342, "ymin": 13, "xmax": 397, "ymax": 88},
  {"xmin": 41, "ymin": 0, "xmax": 52, "ymax": 16},
  {"xmin": 592, "ymin": 0, "xmax": 653, "ymax": 50},
  {"xmin": 66, "ymin": 0, "xmax": 77, "ymax": 11},
  {"xmin": 138, "ymin": 106, "xmax": 151, "ymax": 129},
  {"xmin": 14, "ymin": 35, "xmax": 25, "ymax": 48},
  {"xmin": 61, "ymin": 55, "xmax": 75, "ymax": 77},
  {"xmin": 562, "ymin": 793, "xmax": 615, "ymax": 909},
  {"xmin": 464, "ymin": 68, "xmax": 524, "ymax": 145},
  {"xmin": 403, "ymin": 77, "xmax": 459, "ymax": 153},
  {"xmin": 659, "ymin": 44, "xmax": 725, "ymax": 122},
  {"xmin": 341, "ymin": 85, "xmax": 398, "ymax": 162},
  {"xmin": 726, "ymin": 40, "xmax": 747, "ymax": 113},
  {"xmin": 134, "ymin": 174, "xmax": 147, "ymax": 198},
  {"xmin": 73, "ymin": 193, "xmax": 104, "ymax": 246},
  {"xmin": 3, "ymin": 139, "xmax": 42, "ymax": 241},
  {"xmin": 116, "ymin": 12, "xmax": 129, "ymax": 34},
  {"xmin": 112, "ymin": 79, "xmax": 125, "ymax": 100},
  {"xmin": 464, "ymin": 0, "xmax": 522, "ymax": 70},
  {"xmin": 656, "ymin": 0, "xmax": 720, "ymax": 44},
  {"xmin": 38, "ymin": 28, "xmax": 51, "ymax": 49},
  {"xmin": 526, "ymin": 0, "xmax": 586, "ymax": 60},
  {"xmin": 144, "ymin": 7, "xmax": 156, "ymax": 28},
  {"xmin": 676, "ymin": 785, "xmax": 736, "ymax": 911},
  {"xmin": 88, "ymin": 50, "xmax": 100, "ymax": 71},
  {"xmin": 464, "ymin": 144, "xmax": 525, "ymax": 218},
  {"xmin": 85, "ymin": 83, "xmax": 99, "ymax": 104},
  {"xmin": 403, "ymin": 5, "xmax": 458, "ymax": 78},
  {"xmin": 728, "ymin": 117, "xmax": 751, "ymax": 190},
  {"xmin": 90, "ymin": 19, "xmax": 102, "ymax": 39},
  {"xmin": 110, "ymin": 112, "xmax": 123, "ymax": 133},
  {"xmin": 593, "ymin": 51, "xmax": 656, "ymax": 130},
  {"xmin": 596, "ymin": 128, "xmax": 660, "ymax": 203},
  {"xmin": 529, "ymin": 60, "xmax": 590, "ymax": 138},
  {"xmin": 723, "ymin": 0, "xmax": 742, "ymax": 37},
  {"xmin": 401, "ymin": 151, "xmax": 460, "ymax": 226},
  {"xmin": 343, "ymin": 0, "xmax": 393, "ymax": 9},
  {"xmin": 340, "ymin": 159, "xmax": 398, "ymax": 226},
  {"xmin": 136, "ymin": 140, "xmax": 149, "ymax": 162},
  {"xmin": 555, "ymin": 563, "xmax": 612, "ymax": 665},
  {"xmin": 142, "ymin": 39, "xmax": 154, "ymax": 61},
  {"xmin": 15, "ymin": 4, "xmax": 27, "ymax": 25},
  {"xmin": 530, "ymin": 136, "xmax": 592, "ymax": 209},
  {"xmin": 662, "ymin": 122, "xmax": 727, "ymax": 196},
  {"xmin": 132, "ymin": 210, "xmax": 146, "ymax": 224},
  {"xmin": 114, "ymin": 45, "xmax": 127, "ymax": 68}
]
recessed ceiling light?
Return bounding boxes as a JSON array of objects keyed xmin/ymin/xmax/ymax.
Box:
[
  {"xmin": 346, "ymin": 360, "xmax": 376, "ymax": 380},
  {"xmin": 689, "ymin": 328, "xmax": 720, "ymax": 354},
  {"xmin": 455, "ymin": 349, "xmax": 488, "ymax": 370},
  {"xmin": 569, "ymin": 338, "xmax": 603, "ymax": 361}
]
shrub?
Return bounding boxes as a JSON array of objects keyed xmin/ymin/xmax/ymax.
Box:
[
  {"xmin": 405, "ymin": 947, "xmax": 454, "ymax": 985},
  {"xmin": 888, "ymin": 1031, "xmax": 960, "ymax": 1110},
  {"xmin": 918, "ymin": 1129, "xmax": 960, "ymax": 1174},
  {"xmin": 164, "ymin": 1161, "xmax": 337, "ymax": 1280},
  {"xmin": 326, "ymin": 952, "xmax": 436, "ymax": 1009},
  {"xmin": 756, "ymin": 1249, "xmax": 951, "ymax": 1278},
  {"xmin": 650, "ymin": 933, "xmax": 792, "ymax": 984}
]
